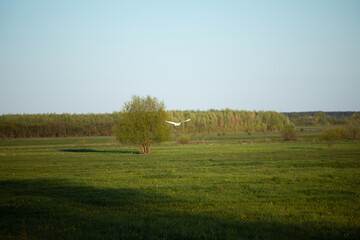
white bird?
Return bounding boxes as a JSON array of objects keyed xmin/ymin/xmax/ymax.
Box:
[{"xmin": 165, "ymin": 119, "xmax": 191, "ymax": 126}]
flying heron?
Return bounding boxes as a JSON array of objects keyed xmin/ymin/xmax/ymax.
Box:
[{"xmin": 165, "ymin": 119, "xmax": 191, "ymax": 126}]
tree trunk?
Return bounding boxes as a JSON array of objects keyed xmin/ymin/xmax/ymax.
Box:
[{"xmin": 139, "ymin": 144, "xmax": 151, "ymax": 154}]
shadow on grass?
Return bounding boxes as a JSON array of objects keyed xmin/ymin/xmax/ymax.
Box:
[
  {"xmin": 0, "ymin": 179, "xmax": 355, "ymax": 240},
  {"xmin": 60, "ymin": 149, "xmax": 139, "ymax": 154}
]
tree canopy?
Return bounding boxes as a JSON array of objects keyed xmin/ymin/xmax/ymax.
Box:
[{"xmin": 115, "ymin": 96, "xmax": 171, "ymax": 154}]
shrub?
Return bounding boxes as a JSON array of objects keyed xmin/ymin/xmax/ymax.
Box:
[
  {"xmin": 336, "ymin": 127, "xmax": 348, "ymax": 139},
  {"xmin": 116, "ymin": 95, "xmax": 171, "ymax": 154},
  {"xmin": 177, "ymin": 135, "xmax": 191, "ymax": 144},
  {"xmin": 347, "ymin": 126, "xmax": 360, "ymax": 139},
  {"xmin": 281, "ymin": 125, "xmax": 298, "ymax": 141},
  {"xmin": 318, "ymin": 128, "xmax": 343, "ymax": 148}
]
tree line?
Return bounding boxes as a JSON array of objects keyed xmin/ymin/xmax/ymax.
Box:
[
  {"xmin": 285, "ymin": 111, "xmax": 360, "ymax": 126},
  {"xmin": 0, "ymin": 110, "xmax": 293, "ymax": 139},
  {"xmin": 167, "ymin": 110, "xmax": 291, "ymax": 134},
  {"xmin": 0, "ymin": 113, "xmax": 118, "ymax": 138},
  {"xmin": 2, "ymin": 110, "xmax": 359, "ymax": 139}
]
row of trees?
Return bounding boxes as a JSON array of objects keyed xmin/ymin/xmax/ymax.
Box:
[
  {"xmin": 3, "ymin": 111, "xmax": 359, "ymax": 139},
  {"xmin": 0, "ymin": 110, "xmax": 291, "ymax": 139},
  {"xmin": 0, "ymin": 113, "xmax": 118, "ymax": 138},
  {"xmin": 168, "ymin": 110, "xmax": 291, "ymax": 133},
  {"xmin": 287, "ymin": 112, "xmax": 360, "ymax": 126}
]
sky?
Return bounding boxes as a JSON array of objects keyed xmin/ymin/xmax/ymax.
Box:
[{"xmin": 1, "ymin": 0, "xmax": 359, "ymax": 114}]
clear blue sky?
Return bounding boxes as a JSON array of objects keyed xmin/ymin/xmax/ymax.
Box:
[{"xmin": 1, "ymin": 0, "xmax": 359, "ymax": 114}]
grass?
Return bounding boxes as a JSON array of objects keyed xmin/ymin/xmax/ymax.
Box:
[{"xmin": 0, "ymin": 130, "xmax": 359, "ymax": 239}]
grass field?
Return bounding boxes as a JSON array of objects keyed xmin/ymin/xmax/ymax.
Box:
[{"xmin": 0, "ymin": 130, "xmax": 359, "ymax": 239}]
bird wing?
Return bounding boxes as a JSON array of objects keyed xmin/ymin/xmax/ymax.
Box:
[
  {"xmin": 165, "ymin": 121, "xmax": 178, "ymax": 125},
  {"xmin": 182, "ymin": 119, "xmax": 191, "ymax": 123}
]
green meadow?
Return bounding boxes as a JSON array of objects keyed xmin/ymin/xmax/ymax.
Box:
[{"xmin": 0, "ymin": 130, "xmax": 359, "ymax": 239}]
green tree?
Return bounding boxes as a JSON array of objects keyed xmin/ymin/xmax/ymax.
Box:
[
  {"xmin": 351, "ymin": 113, "xmax": 360, "ymax": 124},
  {"xmin": 281, "ymin": 125, "xmax": 298, "ymax": 141},
  {"xmin": 115, "ymin": 96, "xmax": 171, "ymax": 154},
  {"xmin": 318, "ymin": 128, "xmax": 343, "ymax": 148}
]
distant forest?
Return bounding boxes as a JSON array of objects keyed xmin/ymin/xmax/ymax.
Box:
[
  {"xmin": 283, "ymin": 111, "xmax": 358, "ymax": 119},
  {"xmin": 0, "ymin": 111, "xmax": 359, "ymax": 139},
  {"xmin": 284, "ymin": 111, "xmax": 360, "ymax": 126}
]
